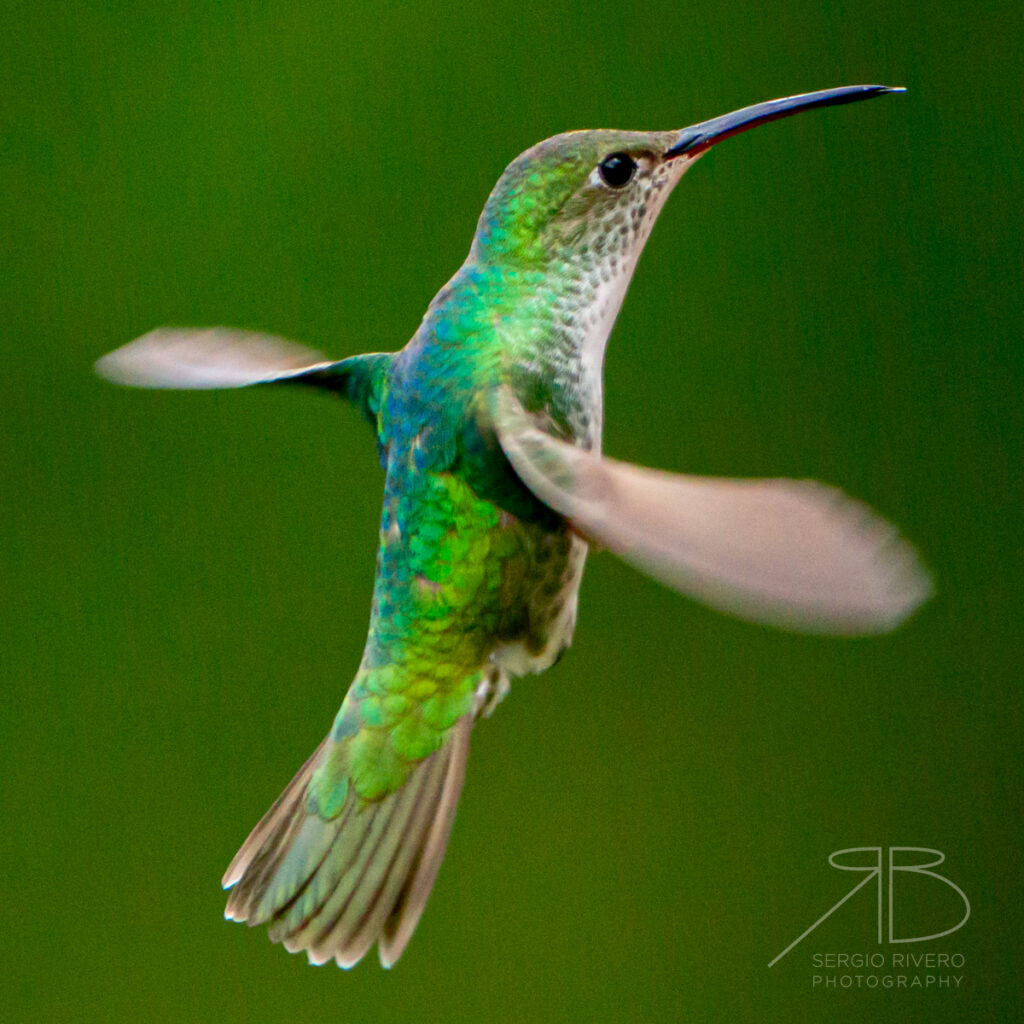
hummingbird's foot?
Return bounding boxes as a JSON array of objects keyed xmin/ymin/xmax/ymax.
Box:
[{"xmin": 474, "ymin": 663, "xmax": 511, "ymax": 719}]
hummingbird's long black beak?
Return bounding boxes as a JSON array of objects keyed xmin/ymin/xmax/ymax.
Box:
[{"xmin": 665, "ymin": 85, "xmax": 905, "ymax": 159}]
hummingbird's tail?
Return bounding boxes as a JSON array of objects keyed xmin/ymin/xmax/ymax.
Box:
[{"xmin": 221, "ymin": 712, "xmax": 472, "ymax": 968}]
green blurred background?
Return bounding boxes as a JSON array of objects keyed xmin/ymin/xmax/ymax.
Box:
[{"xmin": 2, "ymin": 0, "xmax": 1021, "ymax": 1021}]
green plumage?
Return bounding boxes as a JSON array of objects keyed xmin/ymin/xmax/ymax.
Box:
[{"xmin": 316, "ymin": 361, "xmax": 578, "ymax": 806}]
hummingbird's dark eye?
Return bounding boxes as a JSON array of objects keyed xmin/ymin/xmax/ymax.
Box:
[{"xmin": 598, "ymin": 152, "xmax": 637, "ymax": 188}]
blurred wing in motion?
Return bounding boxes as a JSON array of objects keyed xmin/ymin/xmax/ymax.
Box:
[
  {"xmin": 95, "ymin": 328, "xmax": 334, "ymax": 389},
  {"xmin": 493, "ymin": 388, "xmax": 932, "ymax": 635}
]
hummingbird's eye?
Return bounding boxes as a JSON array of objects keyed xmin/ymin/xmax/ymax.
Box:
[{"xmin": 598, "ymin": 152, "xmax": 637, "ymax": 189}]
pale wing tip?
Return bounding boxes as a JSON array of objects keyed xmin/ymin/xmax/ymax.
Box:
[
  {"xmin": 648, "ymin": 477, "xmax": 937, "ymax": 637},
  {"xmin": 95, "ymin": 328, "xmax": 328, "ymax": 389},
  {"xmin": 804, "ymin": 480, "xmax": 936, "ymax": 635},
  {"xmin": 777, "ymin": 548, "xmax": 931, "ymax": 636},
  {"xmin": 710, "ymin": 568, "xmax": 933, "ymax": 636},
  {"xmin": 735, "ymin": 530, "xmax": 935, "ymax": 637},
  {"xmin": 849, "ymin": 549, "xmax": 934, "ymax": 634}
]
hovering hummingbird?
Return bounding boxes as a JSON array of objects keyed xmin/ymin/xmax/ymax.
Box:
[{"xmin": 97, "ymin": 85, "xmax": 931, "ymax": 969}]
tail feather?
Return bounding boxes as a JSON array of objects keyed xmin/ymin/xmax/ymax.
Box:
[
  {"xmin": 333, "ymin": 766, "xmax": 445, "ymax": 966},
  {"xmin": 222, "ymin": 739, "xmax": 327, "ymax": 891},
  {"xmin": 276, "ymin": 765, "xmax": 427, "ymax": 959},
  {"xmin": 224, "ymin": 742, "xmax": 338, "ymax": 926},
  {"xmin": 223, "ymin": 716, "xmax": 472, "ymax": 968},
  {"xmin": 380, "ymin": 710, "xmax": 471, "ymax": 967},
  {"xmin": 301, "ymin": 762, "xmax": 438, "ymax": 967}
]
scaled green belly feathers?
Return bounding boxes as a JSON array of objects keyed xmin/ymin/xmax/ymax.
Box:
[{"xmin": 96, "ymin": 86, "xmax": 931, "ymax": 968}]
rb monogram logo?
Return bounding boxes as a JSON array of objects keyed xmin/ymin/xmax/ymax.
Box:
[{"xmin": 769, "ymin": 847, "xmax": 970, "ymax": 967}]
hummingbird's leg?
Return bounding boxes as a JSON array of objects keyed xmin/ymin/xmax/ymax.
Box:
[{"xmin": 474, "ymin": 662, "xmax": 511, "ymax": 719}]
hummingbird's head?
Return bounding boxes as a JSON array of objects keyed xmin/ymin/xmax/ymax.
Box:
[
  {"xmin": 470, "ymin": 127, "xmax": 685, "ymax": 270},
  {"xmin": 470, "ymin": 85, "xmax": 903, "ymax": 272}
]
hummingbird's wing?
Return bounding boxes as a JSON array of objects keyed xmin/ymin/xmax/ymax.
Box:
[
  {"xmin": 95, "ymin": 328, "xmax": 334, "ymax": 388},
  {"xmin": 492, "ymin": 388, "xmax": 932, "ymax": 635},
  {"xmin": 95, "ymin": 328, "xmax": 390, "ymax": 418}
]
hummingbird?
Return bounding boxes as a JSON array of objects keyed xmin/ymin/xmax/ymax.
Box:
[{"xmin": 97, "ymin": 85, "xmax": 931, "ymax": 969}]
